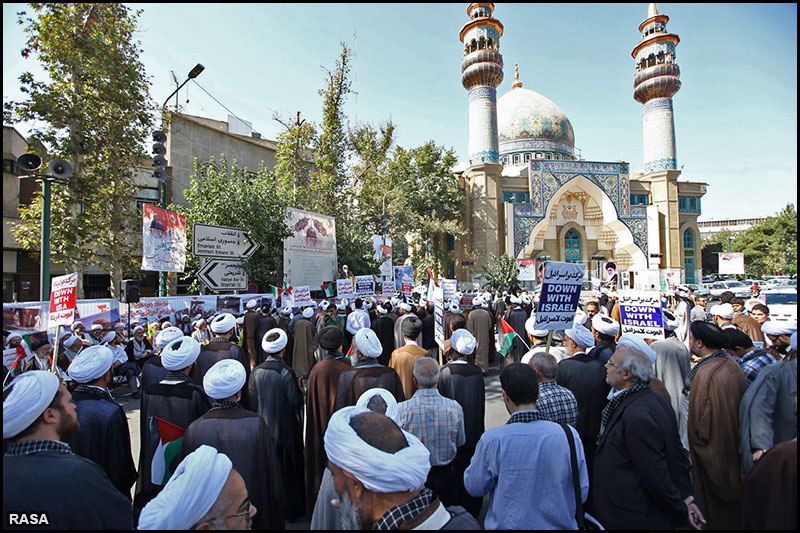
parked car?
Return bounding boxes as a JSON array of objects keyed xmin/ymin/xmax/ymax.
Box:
[
  {"xmin": 706, "ymin": 281, "xmax": 751, "ymax": 299},
  {"xmin": 762, "ymin": 288, "xmax": 797, "ymax": 322}
]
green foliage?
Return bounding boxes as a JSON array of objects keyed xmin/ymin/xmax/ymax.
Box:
[
  {"xmin": 173, "ymin": 156, "xmax": 292, "ymax": 293},
  {"xmin": 5, "ymin": 3, "xmax": 155, "ymax": 297},
  {"xmin": 481, "ymin": 253, "xmax": 520, "ymax": 290}
]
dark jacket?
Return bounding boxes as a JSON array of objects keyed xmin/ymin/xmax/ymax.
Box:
[{"xmin": 591, "ymin": 385, "xmax": 692, "ymax": 530}]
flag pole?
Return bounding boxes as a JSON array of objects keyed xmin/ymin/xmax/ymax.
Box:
[
  {"xmin": 50, "ymin": 324, "xmax": 61, "ymax": 375},
  {"xmin": 544, "ymin": 330, "xmax": 553, "ymax": 354}
]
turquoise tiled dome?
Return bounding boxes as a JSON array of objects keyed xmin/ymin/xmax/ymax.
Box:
[{"xmin": 497, "ymin": 87, "xmax": 575, "ymax": 157}]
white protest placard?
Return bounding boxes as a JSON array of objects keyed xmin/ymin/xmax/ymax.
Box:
[
  {"xmin": 381, "ymin": 281, "xmax": 395, "ymax": 298},
  {"xmin": 336, "ymin": 279, "xmax": 356, "ymax": 300},
  {"xmin": 534, "ymin": 261, "xmax": 585, "ymax": 331},
  {"xmin": 293, "ymin": 285, "xmax": 312, "ymax": 306},
  {"xmin": 4, "ymin": 348, "xmax": 19, "ymax": 369},
  {"xmin": 49, "ymin": 273, "xmax": 78, "ymax": 328},
  {"xmin": 441, "ymin": 279, "xmax": 458, "ymax": 301},
  {"xmin": 355, "ymin": 275, "xmax": 375, "ymax": 297},
  {"xmin": 401, "ymin": 275, "xmax": 413, "ymax": 297},
  {"xmin": 719, "ymin": 252, "xmax": 745, "ymax": 275},
  {"xmin": 433, "ymin": 285, "xmax": 445, "ymax": 350},
  {"xmin": 619, "ymin": 290, "xmax": 664, "ymax": 340}
]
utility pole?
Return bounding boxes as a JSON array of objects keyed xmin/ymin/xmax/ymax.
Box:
[{"xmin": 294, "ymin": 111, "xmax": 305, "ymax": 206}]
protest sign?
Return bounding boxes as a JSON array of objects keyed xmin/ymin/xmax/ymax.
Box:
[
  {"xmin": 49, "ymin": 273, "xmax": 78, "ymax": 328},
  {"xmin": 293, "ymin": 285, "xmax": 312, "ymax": 306},
  {"xmin": 401, "ymin": 275, "xmax": 413, "ymax": 297},
  {"xmin": 719, "ymin": 252, "xmax": 745, "ymax": 275},
  {"xmin": 355, "ymin": 275, "xmax": 376, "ymax": 297},
  {"xmin": 441, "ymin": 279, "xmax": 458, "ymax": 302},
  {"xmin": 394, "ymin": 266, "xmax": 413, "ymax": 292},
  {"xmin": 284, "ymin": 207, "xmax": 337, "ymax": 288},
  {"xmin": 534, "ymin": 261, "xmax": 584, "ymax": 331},
  {"xmin": 619, "ymin": 290, "xmax": 664, "ymax": 340},
  {"xmin": 517, "ymin": 259, "xmax": 537, "ymax": 281},
  {"xmin": 433, "ymin": 285, "xmax": 445, "ymax": 351},
  {"xmin": 142, "ymin": 204, "xmax": 186, "ymax": 273},
  {"xmin": 381, "ymin": 281, "xmax": 395, "ymax": 298},
  {"xmin": 336, "ymin": 279, "xmax": 356, "ymax": 300}
]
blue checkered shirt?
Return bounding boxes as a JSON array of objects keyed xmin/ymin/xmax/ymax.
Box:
[
  {"xmin": 397, "ymin": 388, "xmax": 466, "ymax": 466},
  {"xmin": 738, "ymin": 348, "xmax": 777, "ymax": 388},
  {"xmin": 536, "ymin": 380, "xmax": 579, "ymax": 426}
]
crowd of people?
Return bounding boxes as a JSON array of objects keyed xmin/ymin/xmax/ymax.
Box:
[{"xmin": 2, "ymin": 281, "xmax": 797, "ymax": 530}]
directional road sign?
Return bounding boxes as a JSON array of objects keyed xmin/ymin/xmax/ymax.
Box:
[
  {"xmin": 193, "ymin": 223, "xmax": 261, "ymax": 260},
  {"xmin": 197, "ymin": 259, "xmax": 248, "ymax": 291}
]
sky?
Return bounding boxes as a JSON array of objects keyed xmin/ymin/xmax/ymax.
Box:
[{"xmin": 3, "ymin": 3, "xmax": 797, "ymax": 222}]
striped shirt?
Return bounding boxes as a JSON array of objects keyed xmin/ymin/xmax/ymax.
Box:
[
  {"xmin": 738, "ymin": 348, "xmax": 777, "ymax": 387},
  {"xmin": 397, "ymin": 388, "xmax": 466, "ymax": 466},
  {"xmin": 536, "ymin": 380, "xmax": 579, "ymax": 426}
]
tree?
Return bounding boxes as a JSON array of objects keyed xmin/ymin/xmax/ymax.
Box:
[
  {"xmin": 5, "ymin": 3, "xmax": 155, "ymax": 298},
  {"xmin": 735, "ymin": 203, "xmax": 797, "ymax": 277},
  {"xmin": 172, "ymin": 156, "xmax": 292, "ymax": 293},
  {"xmin": 701, "ymin": 229, "xmax": 736, "ymax": 275},
  {"xmin": 481, "ymin": 253, "xmax": 520, "ymax": 290}
]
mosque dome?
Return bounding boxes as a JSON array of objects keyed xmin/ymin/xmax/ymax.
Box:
[{"xmin": 497, "ymin": 73, "xmax": 575, "ymax": 159}]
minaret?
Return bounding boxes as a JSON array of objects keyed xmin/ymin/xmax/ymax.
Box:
[
  {"xmin": 460, "ymin": 3, "xmax": 504, "ymax": 165},
  {"xmin": 632, "ymin": 3, "xmax": 681, "ymax": 173}
]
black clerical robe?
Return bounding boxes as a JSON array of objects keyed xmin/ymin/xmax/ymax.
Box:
[
  {"xmin": 65, "ymin": 385, "xmax": 137, "ymax": 498},
  {"xmin": 248, "ymin": 357, "xmax": 305, "ymax": 521},
  {"xmin": 193, "ymin": 338, "xmax": 251, "ymax": 405},
  {"xmin": 304, "ymin": 354, "xmax": 351, "ymax": 517},
  {"xmin": 334, "ymin": 363, "xmax": 406, "ymax": 410},
  {"xmin": 140, "ymin": 356, "xmax": 168, "ymax": 390},
  {"xmin": 179, "ymin": 403, "xmax": 285, "ymax": 530},
  {"xmin": 3, "ymin": 444, "xmax": 133, "ymax": 529},
  {"xmin": 502, "ymin": 307, "xmax": 528, "ymax": 369},
  {"xmin": 255, "ymin": 315, "xmax": 279, "ymax": 365},
  {"xmin": 135, "ymin": 373, "xmax": 210, "ymax": 512},
  {"xmin": 371, "ymin": 315, "xmax": 396, "ymax": 367},
  {"xmin": 438, "ymin": 360, "xmax": 485, "ymax": 516}
]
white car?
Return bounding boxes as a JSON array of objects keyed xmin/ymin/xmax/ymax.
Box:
[
  {"xmin": 706, "ymin": 281, "xmax": 751, "ymax": 299},
  {"xmin": 762, "ymin": 288, "xmax": 797, "ymax": 322}
]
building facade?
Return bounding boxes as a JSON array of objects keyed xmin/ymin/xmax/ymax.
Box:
[{"xmin": 453, "ymin": 3, "xmax": 707, "ymax": 287}]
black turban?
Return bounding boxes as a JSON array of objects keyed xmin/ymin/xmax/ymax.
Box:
[
  {"xmin": 402, "ymin": 315, "xmax": 423, "ymax": 338},
  {"xmin": 690, "ymin": 321, "xmax": 728, "ymax": 350},
  {"xmin": 724, "ymin": 328, "xmax": 753, "ymax": 350},
  {"xmin": 318, "ymin": 326, "xmax": 344, "ymax": 352}
]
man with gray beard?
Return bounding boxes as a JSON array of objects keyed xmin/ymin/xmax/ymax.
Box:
[{"xmin": 323, "ymin": 406, "xmax": 480, "ymax": 530}]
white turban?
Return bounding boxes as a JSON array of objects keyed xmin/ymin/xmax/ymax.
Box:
[
  {"xmin": 138, "ymin": 445, "xmax": 233, "ymax": 530},
  {"xmin": 448, "ymin": 302, "xmax": 460, "ymax": 314},
  {"xmin": 662, "ymin": 309, "xmax": 680, "ymax": 331},
  {"xmin": 356, "ymin": 388, "xmax": 399, "ymax": 422},
  {"xmin": 761, "ymin": 320, "xmax": 797, "ymax": 336},
  {"xmin": 67, "ymin": 345, "xmax": 114, "ymax": 383},
  {"xmin": 617, "ymin": 333, "xmax": 657, "ymax": 364},
  {"xmin": 399, "ymin": 303, "xmax": 412, "ymax": 312},
  {"xmin": 472, "ymin": 297, "xmax": 484, "ymax": 307},
  {"xmin": 58, "ymin": 330, "xmax": 72, "ymax": 341},
  {"xmin": 573, "ymin": 309, "xmax": 588, "ymax": 326},
  {"xmin": 161, "ymin": 337, "xmax": 201, "ymax": 371},
  {"xmin": 510, "ymin": 295, "xmax": 522, "ymax": 305},
  {"xmin": 354, "ymin": 328, "xmax": 383, "ymax": 359},
  {"xmin": 525, "ymin": 315, "xmax": 548, "ymax": 338},
  {"xmin": 592, "ymin": 315, "xmax": 620, "ymax": 336},
  {"xmin": 280, "ymin": 306, "xmax": 292, "ymax": 316},
  {"xmin": 565, "ymin": 324, "xmax": 595, "ymax": 349},
  {"xmin": 336, "ymin": 302, "xmax": 346, "ymax": 311},
  {"xmin": 161, "ymin": 320, "xmax": 171, "ymax": 328},
  {"xmin": 3, "ymin": 371, "xmax": 60, "ymax": 439},
  {"xmin": 302, "ymin": 307, "xmax": 315, "ymax": 319},
  {"xmin": 790, "ymin": 332, "xmax": 797, "ymax": 352},
  {"xmin": 64, "ymin": 335, "xmax": 82, "ymax": 349},
  {"xmin": 710, "ymin": 304, "xmax": 734, "ymax": 320},
  {"xmin": 155, "ymin": 327, "xmax": 184, "ymax": 349},
  {"xmin": 203, "ymin": 359, "xmax": 246, "ymax": 400},
  {"xmin": 320, "ymin": 300, "xmax": 331, "ymax": 311},
  {"xmin": 133, "ymin": 325, "xmax": 145, "ymax": 334},
  {"xmin": 210, "ymin": 313, "xmax": 236, "ymax": 334},
  {"xmin": 376, "ymin": 305, "xmax": 388, "ymax": 315},
  {"xmin": 521, "ymin": 294, "xmax": 531, "ymax": 305},
  {"xmin": 324, "ymin": 406, "xmax": 430, "ymax": 493},
  {"xmin": 90, "ymin": 324, "xmax": 103, "ymax": 331},
  {"xmin": 235, "ymin": 316, "xmax": 244, "ymax": 326},
  {"xmin": 102, "ymin": 331, "xmax": 117, "ymax": 344},
  {"xmin": 245, "ymin": 299, "xmax": 258, "ymax": 309},
  {"xmin": 364, "ymin": 300, "xmax": 374, "ymax": 310},
  {"xmin": 451, "ymin": 328, "xmax": 476, "ymax": 355},
  {"xmin": 262, "ymin": 328, "xmax": 287, "ymax": 354}
]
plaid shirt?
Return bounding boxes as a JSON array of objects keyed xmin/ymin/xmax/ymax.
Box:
[
  {"xmin": 536, "ymin": 381, "xmax": 579, "ymax": 426},
  {"xmin": 5, "ymin": 440, "xmax": 74, "ymax": 457},
  {"xmin": 397, "ymin": 388, "xmax": 466, "ymax": 466},
  {"xmin": 374, "ymin": 488, "xmax": 435, "ymax": 530},
  {"xmin": 738, "ymin": 348, "xmax": 777, "ymax": 387}
]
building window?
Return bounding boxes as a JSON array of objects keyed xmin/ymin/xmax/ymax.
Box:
[
  {"xmin": 565, "ymin": 228, "xmax": 581, "ymax": 263},
  {"xmin": 446, "ymin": 234, "xmax": 455, "ymax": 252},
  {"xmin": 501, "ymin": 157, "xmax": 508, "ymax": 165},
  {"xmin": 524, "ymin": 153, "xmax": 531, "ymax": 162},
  {"xmin": 546, "ymin": 153, "xmax": 553, "ymax": 160},
  {"xmin": 684, "ymin": 228, "xmax": 695, "ymax": 284},
  {"xmin": 503, "ymin": 191, "xmax": 530, "ymax": 203},
  {"xmin": 513, "ymin": 155, "xmax": 520, "ymax": 164},
  {"xmin": 631, "ymin": 194, "xmax": 649, "ymax": 206},
  {"xmin": 447, "ymin": 261, "xmax": 455, "ymax": 278},
  {"xmin": 678, "ymin": 197, "xmax": 701, "ymax": 214}
]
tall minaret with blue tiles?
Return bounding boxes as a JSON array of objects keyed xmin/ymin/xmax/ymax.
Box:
[{"xmin": 633, "ymin": 3, "xmax": 681, "ymax": 174}]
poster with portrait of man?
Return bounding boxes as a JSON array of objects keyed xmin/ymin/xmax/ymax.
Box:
[{"xmin": 602, "ymin": 261, "xmax": 618, "ymax": 289}]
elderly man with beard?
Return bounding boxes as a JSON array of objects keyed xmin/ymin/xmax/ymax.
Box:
[
  {"xmin": 3, "ymin": 372, "xmax": 133, "ymax": 528},
  {"xmin": 324, "ymin": 406, "xmax": 480, "ymax": 530}
]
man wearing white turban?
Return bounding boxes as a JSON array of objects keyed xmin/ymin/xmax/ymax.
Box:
[
  {"xmin": 248, "ymin": 328, "xmax": 305, "ymax": 520},
  {"xmin": 141, "ymin": 326, "xmax": 184, "ymax": 390},
  {"xmin": 762, "ymin": 320, "xmax": 797, "ymax": 360},
  {"xmin": 178, "ymin": 360, "xmax": 284, "ymax": 529},
  {"xmin": 135, "ymin": 337, "xmax": 211, "ymax": 513},
  {"xmin": 333, "ymin": 328, "xmax": 405, "ymax": 411},
  {"xmin": 3, "ymin": 372, "xmax": 133, "ymax": 529},
  {"xmin": 437, "ymin": 328, "xmax": 485, "ymax": 516},
  {"xmin": 64, "ymin": 345, "xmax": 137, "ymax": 498},
  {"xmin": 139, "ymin": 445, "xmax": 256, "ymax": 530},
  {"xmin": 649, "ymin": 309, "xmax": 692, "ymax": 423},
  {"xmin": 325, "ymin": 407, "xmax": 480, "ymax": 530},
  {"xmin": 194, "ymin": 312, "xmax": 251, "ymax": 407}
]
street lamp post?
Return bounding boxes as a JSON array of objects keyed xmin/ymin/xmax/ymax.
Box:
[{"xmin": 156, "ymin": 63, "xmax": 205, "ymax": 297}]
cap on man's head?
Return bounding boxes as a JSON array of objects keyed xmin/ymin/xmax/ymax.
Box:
[
  {"xmin": 690, "ymin": 321, "xmax": 728, "ymax": 350},
  {"xmin": 401, "ymin": 315, "xmax": 423, "ymax": 338},
  {"xmin": 318, "ymin": 326, "xmax": 344, "ymax": 352}
]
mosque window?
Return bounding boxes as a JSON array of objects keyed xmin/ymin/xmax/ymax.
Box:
[
  {"xmin": 684, "ymin": 229, "xmax": 695, "ymax": 283},
  {"xmin": 536, "ymin": 153, "xmax": 543, "ymax": 159},
  {"xmin": 503, "ymin": 191, "xmax": 529, "ymax": 203},
  {"xmin": 524, "ymin": 154, "xmax": 531, "ymax": 162},
  {"xmin": 513, "ymin": 155, "xmax": 520, "ymax": 164},
  {"xmin": 546, "ymin": 153, "xmax": 553, "ymax": 160},
  {"xmin": 679, "ymin": 197, "xmax": 701, "ymax": 214},
  {"xmin": 555, "ymin": 155, "xmax": 561, "ymax": 160},
  {"xmin": 631, "ymin": 194, "xmax": 649, "ymax": 206},
  {"xmin": 564, "ymin": 229, "xmax": 581, "ymax": 263},
  {"xmin": 501, "ymin": 157, "xmax": 508, "ymax": 165}
]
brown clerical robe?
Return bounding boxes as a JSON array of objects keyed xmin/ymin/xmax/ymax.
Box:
[
  {"xmin": 333, "ymin": 363, "xmax": 405, "ymax": 410},
  {"xmin": 243, "ymin": 309, "xmax": 260, "ymax": 367},
  {"xmin": 390, "ymin": 343, "xmax": 430, "ymax": 400},
  {"xmin": 688, "ymin": 356, "xmax": 746, "ymax": 530},
  {"xmin": 304, "ymin": 354, "xmax": 351, "ymax": 517},
  {"xmin": 292, "ymin": 318, "xmax": 316, "ymax": 379},
  {"xmin": 466, "ymin": 307, "xmax": 493, "ymax": 374}
]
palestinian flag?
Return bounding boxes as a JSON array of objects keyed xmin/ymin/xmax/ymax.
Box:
[
  {"xmin": 498, "ymin": 317, "xmax": 519, "ymax": 357},
  {"xmin": 149, "ymin": 417, "xmax": 185, "ymax": 486},
  {"xmin": 321, "ymin": 282, "xmax": 336, "ymax": 298}
]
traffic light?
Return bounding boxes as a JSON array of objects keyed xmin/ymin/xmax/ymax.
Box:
[{"xmin": 152, "ymin": 130, "xmax": 167, "ymax": 181}]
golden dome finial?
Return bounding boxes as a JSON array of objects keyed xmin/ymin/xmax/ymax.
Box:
[{"xmin": 512, "ymin": 64, "xmax": 523, "ymax": 89}]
